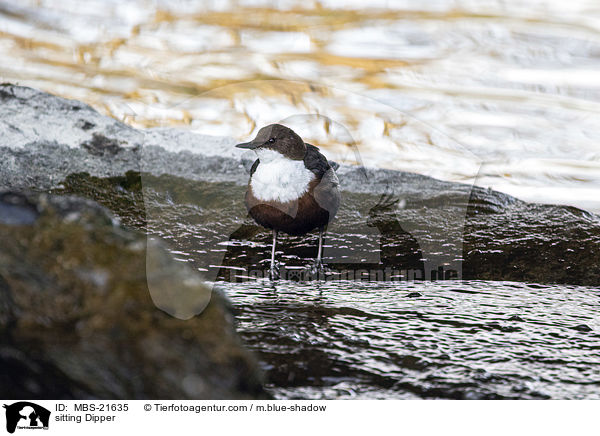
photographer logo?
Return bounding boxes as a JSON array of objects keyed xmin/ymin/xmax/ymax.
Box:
[{"xmin": 3, "ymin": 402, "xmax": 50, "ymax": 433}]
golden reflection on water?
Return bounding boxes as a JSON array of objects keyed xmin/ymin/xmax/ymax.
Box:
[{"xmin": 0, "ymin": 0, "xmax": 599, "ymax": 212}]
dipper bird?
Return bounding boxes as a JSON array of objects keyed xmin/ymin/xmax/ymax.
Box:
[{"xmin": 236, "ymin": 124, "xmax": 341, "ymax": 278}]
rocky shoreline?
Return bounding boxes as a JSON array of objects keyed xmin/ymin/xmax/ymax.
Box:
[{"xmin": 1, "ymin": 83, "xmax": 599, "ymax": 398}]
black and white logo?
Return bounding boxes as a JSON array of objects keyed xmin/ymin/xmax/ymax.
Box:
[{"xmin": 3, "ymin": 402, "xmax": 50, "ymax": 434}]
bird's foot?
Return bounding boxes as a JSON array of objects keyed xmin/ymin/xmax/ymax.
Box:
[
  {"xmin": 269, "ymin": 261, "xmax": 281, "ymax": 280},
  {"xmin": 306, "ymin": 259, "xmax": 331, "ymax": 280},
  {"xmin": 258, "ymin": 259, "xmax": 281, "ymax": 280},
  {"xmin": 269, "ymin": 267, "xmax": 280, "ymax": 280}
]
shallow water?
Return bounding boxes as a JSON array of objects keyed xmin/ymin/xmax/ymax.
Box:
[
  {"xmin": 1, "ymin": 0, "xmax": 599, "ymax": 213},
  {"xmin": 219, "ymin": 279, "xmax": 600, "ymax": 399}
]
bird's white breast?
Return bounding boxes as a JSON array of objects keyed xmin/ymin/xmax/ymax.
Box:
[{"xmin": 250, "ymin": 150, "xmax": 315, "ymax": 203}]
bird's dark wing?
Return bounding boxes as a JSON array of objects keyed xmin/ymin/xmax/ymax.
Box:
[
  {"xmin": 304, "ymin": 143, "xmax": 341, "ymax": 222},
  {"xmin": 304, "ymin": 143, "xmax": 334, "ymax": 178},
  {"xmin": 250, "ymin": 159, "xmax": 260, "ymax": 176}
]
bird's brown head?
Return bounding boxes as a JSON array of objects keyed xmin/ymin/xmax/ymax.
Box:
[{"xmin": 235, "ymin": 124, "xmax": 306, "ymax": 161}]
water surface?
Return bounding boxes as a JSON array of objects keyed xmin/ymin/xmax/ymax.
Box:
[{"xmin": 220, "ymin": 279, "xmax": 600, "ymax": 399}]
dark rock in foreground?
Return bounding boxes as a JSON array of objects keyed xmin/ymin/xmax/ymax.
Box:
[{"xmin": 0, "ymin": 191, "xmax": 266, "ymax": 399}]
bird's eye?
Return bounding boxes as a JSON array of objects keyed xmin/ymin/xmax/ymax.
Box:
[{"xmin": 268, "ymin": 137, "xmax": 275, "ymax": 143}]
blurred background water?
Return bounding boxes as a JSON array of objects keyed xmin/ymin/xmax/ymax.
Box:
[{"xmin": 0, "ymin": 0, "xmax": 599, "ymax": 213}]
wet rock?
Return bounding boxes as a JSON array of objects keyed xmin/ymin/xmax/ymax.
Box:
[
  {"xmin": 463, "ymin": 195, "xmax": 600, "ymax": 285},
  {"xmin": 0, "ymin": 191, "xmax": 266, "ymax": 399},
  {"xmin": 53, "ymin": 170, "xmax": 600, "ymax": 286}
]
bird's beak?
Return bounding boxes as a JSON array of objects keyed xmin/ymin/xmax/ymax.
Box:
[{"xmin": 235, "ymin": 141, "xmax": 259, "ymax": 149}]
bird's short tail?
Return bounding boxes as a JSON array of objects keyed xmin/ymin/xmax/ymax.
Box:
[{"xmin": 328, "ymin": 160, "xmax": 340, "ymax": 171}]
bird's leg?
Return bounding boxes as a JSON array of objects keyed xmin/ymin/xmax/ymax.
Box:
[
  {"xmin": 269, "ymin": 229, "xmax": 279, "ymax": 280},
  {"xmin": 309, "ymin": 228, "xmax": 326, "ymax": 277},
  {"xmin": 316, "ymin": 228, "xmax": 324, "ymax": 266}
]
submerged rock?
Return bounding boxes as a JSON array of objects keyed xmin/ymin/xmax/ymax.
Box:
[
  {"xmin": 0, "ymin": 191, "xmax": 266, "ymax": 399},
  {"xmin": 52, "ymin": 170, "xmax": 600, "ymax": 286}
]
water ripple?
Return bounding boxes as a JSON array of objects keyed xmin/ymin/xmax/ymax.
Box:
[{"xmin": 220, "ymin": 279, "xmax": 600, "ymax": 399}]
